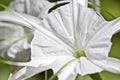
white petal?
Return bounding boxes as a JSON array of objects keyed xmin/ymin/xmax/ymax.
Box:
[
  {"xmin": 9, "ymin": 0, "xmax": 55, "ymax": 19},
  {"xmin": 9, "ymin": 67, "xmax": 27, "ymax": 80},
  {"xmin": 0, "ymin": 11, "xmax": 36, "ymax": 60},
  {"xmin": 49, "ymin": 56, "xmax": 74, "ymax": 73},
  {"xmin": 7, "ymin": 38, "xmax": 29, "ymax": 58},
  {"xmin": 91, "ymin": 57, "xmax": 120, "ymax": 73},
  {"xmin": 70, "ymin": 0, "xmax": 88, "ymax": 29},
  {"xmin": 31, "ymin": 56, "xmax": 62, "ymax": 67},
  {"xmin": 8, "ymin": 73, "xmax": 13, "ymax": 80},
  {"xmin": 31, "ymin": 30, "xmax": 73, "ymax": 57},
  {"xmin": 76, "ymin": 57, "xmax": 103, "ymax": 76},
  {"xmin": 58, "ymin": 61, "xmax": 77, "ymax": 80},
  {"xmin": 10, "ymin": 66, "xmax": 49, "ymax": 80},
  {"xmin": 77, "ymin": 0, "xmax": 88, "ymax": 7},
  {"xmin": 0, "ymin": 21, "xmax": 30, "ymax": 59},
  {"xmin": 9, "ymin": 0, "xmax": 25, "ymax": 13},
  {"xmin": 49, "ymin": 57, "xmax": 77, "ymax": 80},
  {"xmin": 30, "ymin": 0, "xmax": 55, "ymax": 19},
  {"xmin": 86, "ymin": 17, "xmax": 120, "ymax": 60},
  {"xmin": 0, "ymin": 11, "xmax": 41, "ymax": 28},
  {"xmin": 75, "ymin": 6, "xmax": 106, "ymax": 49},
  {"xmin": 12, "ymin": 56, "xmax": 60, "ymax": 67},
  {"xmin": 40, "ymin": 3, "xmax": 74, "ymax": 47},
  {"xmin": 5, "ymin": 56, "xmax": 61, "ymax": 75},
  {"xmin": 66, "ymin": 73, "xmax": 77, "ymax": 80}
]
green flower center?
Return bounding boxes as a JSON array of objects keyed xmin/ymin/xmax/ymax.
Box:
[{"xmin": 74, "ymin": 50, "xmax": 86, "ymax": 58}]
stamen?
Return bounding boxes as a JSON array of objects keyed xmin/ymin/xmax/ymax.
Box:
[{"xmin": 74, "ymin": 50, "xmax": 85, "ymax": 58}]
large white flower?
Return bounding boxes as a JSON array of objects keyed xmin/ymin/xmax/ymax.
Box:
[{"xmin": 6, "ymin": 0, "xmax": 120, "ymax": 80}]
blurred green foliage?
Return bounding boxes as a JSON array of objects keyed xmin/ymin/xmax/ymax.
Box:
[
  {"xmin": 101, "ymin": 0, "xmax": 120, "ymax": 20},
  {"xmin": 0, "ymin": 62, "xmax": 10, "ymax": 80},
  {"xmin": 0, "ymin": 0, "xmax": 10, "ymax": 10},
  {"xmin": 0, "ymin": 0, "xmax": 120, "ymax": 80}
]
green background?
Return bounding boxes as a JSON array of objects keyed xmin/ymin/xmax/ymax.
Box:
[{"xmin": 0, "ymin": 0, "xmax": 120, "ymax": 80}]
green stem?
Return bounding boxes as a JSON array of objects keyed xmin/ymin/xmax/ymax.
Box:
[
  {"xmin": 45, "ymin": 71, "xmax": 48, "ymax": 80},
  {"xmin": 0, "ymin": 3, "xmax": 13, "ymax": 12},
  {"xmin": 0, "ymin": 57, "xmax": 14, "ymax": 65}
]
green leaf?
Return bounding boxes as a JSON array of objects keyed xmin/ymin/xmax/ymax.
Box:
[
  {"xmin": 100, "ymin": 71, "xmax": 120, "ymax": 80},
  {"xmin": 89, "ymin": 73, "xmax": 102, "ymax": 80},
  {"xmin": 0, "ymin": 62, "xmax": 10, "ymax": 80},
  {"xmin": 101, "ymin": 0, "xmax": 120, "ymax": 20},
  {"xmin": 75, "ymin": 75, "xmax": 92, "ymax": 80},
  {"xmin": 109, "ymin": 32, "xmax": 120, "ymax": 59}
]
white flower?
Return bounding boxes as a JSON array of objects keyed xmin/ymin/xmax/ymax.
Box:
[
  {"xmin": 9, "ymin": 0, "xmax": 70, "ymax": 19},
  {"xmin": 0, "ymin": 11, "xmax": 41, "ymax": 60},
  {"xmin": 7, "ymin": 0, "xmax": 120, "ymax": 80},
  {"xmin": 0, "ymin": 21, "xmax": 29, "ymax": 59}
]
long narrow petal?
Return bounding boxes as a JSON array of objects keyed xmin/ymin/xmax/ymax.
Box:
[
  {"xmin": 0, "ymin": 11, "xmax": 41, "ymax": 28},
  {"xmin": 10, "ymin": 56, "xmax": 60, "ymax": 67},
  {"xmin": 91, "ymin": 57, "xmax": 120, "ymax": 73},
  {"xmin": 9, "ymin": 66, "xmax": 49, "ymax": 80}
]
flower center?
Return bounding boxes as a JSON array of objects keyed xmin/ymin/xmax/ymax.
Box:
[{"xmin": 74, "ymin": 50, "xmax": 85, "ymax": 58}]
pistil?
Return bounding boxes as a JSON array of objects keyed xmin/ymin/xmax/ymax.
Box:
[{"xmin": 74, "ymin": 50, "xmax": 86, "ymax": 58}]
